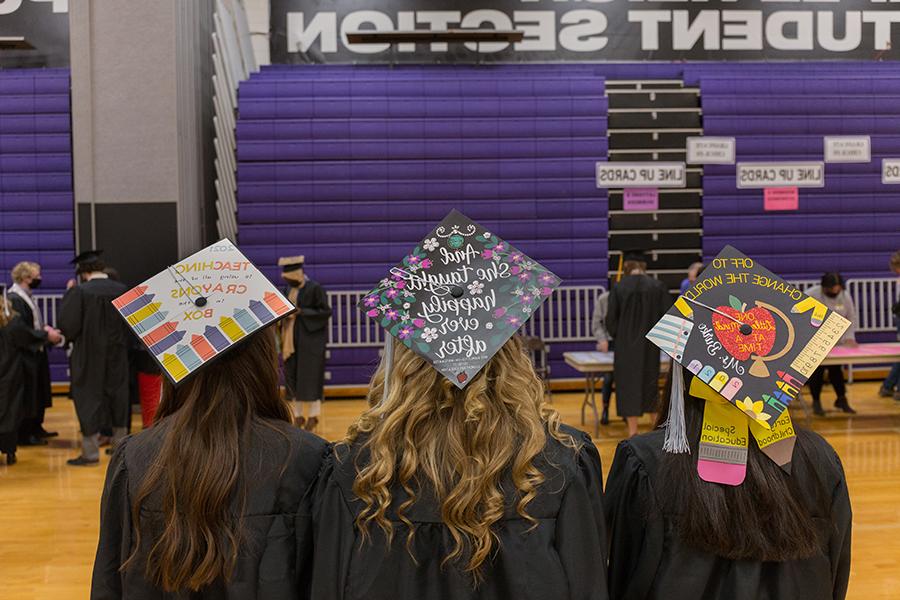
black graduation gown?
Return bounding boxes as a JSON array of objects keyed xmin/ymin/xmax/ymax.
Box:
[
  {"xmin": 311, "ymin": 424, "xmax": 609, "ymax": 600},
  {"xmin": 605, "ymin": 429, "xmax": 852, "ymax": 600},
  {"xmin": 605, "ymin": 275, "xmax": 671, "ymax": 417},
  {"xmin": 0, "ymin": 315, "xmax": 33, "ymax": 453},
  {"xmin": 7, "ymin": 292, "xmax": 52, "ymax": 421},
  {"xmin": 57, "ymin": 278, "xmax": 131, "ymax": 436},
  {"xmin": 91, "ymin": 418, "xmax": 329, "ymax": 600},
  {"xmin": 285, "ymin": 280, "xmax": 332, "ymax": 402}
]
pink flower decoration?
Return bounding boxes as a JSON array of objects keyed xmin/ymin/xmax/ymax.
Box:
[
  {"xmin": 520, "ymin": 294, "xmax": 533, "ymax": 304},
  {"xmin": 481, "ymin": 249, "xmax": 493, "ymax": 259},
  {"xmin": 364, "ymin": 295, "xmax": 379, "ymax": 307},
  {"xmin": 493, "ymin": 307, "xmax": 507, "ymax": 318},
  {"xmin": 413, "ymin": 319, "xmax": 425, "ymax": 328},
  {"xmin": 399, "ymin": 326, "xmax": 414, "ymax": 340},
  {"xmin": 366, "ymin": 309, "xmax": 379, "ymax": 318},
  {"xmin": 385, "ymin": 309, "xmax": 399, "ymax": 321},
  {"xmin": 421, "ymin": 258, "xmax": 433, "ymax": 269},
  {"xmin": 541, "ymin": 287, "xmax": 553, "ymax": 296},
  {"xmin": 386, "ymin": 289, "xmax": 399, "ymax": 299},
  {"xmin": 518, "ymin": 272, "xmax": 531, "ymax": 281},
  {"xmin": 539, "ymin": 273, "xmax": 555, "ymax": 285},
  {"xmin": 395, "ymin": 281, "xmax": 406, "ymax": 289},
  {"xmin": 407, "ymin": 255, "xmax": 420, "ymax": 265},
  {"xmin": 510, "ymin": 253, "xmax": 523, "ymax": 263},
  {"xmin": 506, "ymin": 316, "xmax": 521, "ymax": 327},
  {"xmin": 510, "ymin": 266, "xmax": 521, "ymax": 275},
  {"xmin": 494, "ymin": 242, "xmax": 506, "ymax": 252}
]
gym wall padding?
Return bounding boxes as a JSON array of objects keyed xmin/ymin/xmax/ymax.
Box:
[
  {"xmin": 236, "ymin": 64, "xmax": 609, "ymax": 385},
  {"xmin": 0, "ymin": 68, "xmax": 74, "ymax": 381}
]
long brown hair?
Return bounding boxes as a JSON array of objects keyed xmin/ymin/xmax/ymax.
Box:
[
  {"xmin": 123, "ymin": 328, "xmax": 291, "ymax": 592},
  {"xmin": 656, "ymin": 368, "xmax": 825, "ymax": 561},
  {"xmin": 345, "ymin": 335, "xmax": 576, "ymax": 578}
]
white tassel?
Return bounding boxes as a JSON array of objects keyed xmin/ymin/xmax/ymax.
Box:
[
  {"xmin": 663, "ymin": 361, "xmax": 690, "ymax": 454},
  {"xmin": 380, "ymin": 335, "xmax": 394, "ymax": 406}
]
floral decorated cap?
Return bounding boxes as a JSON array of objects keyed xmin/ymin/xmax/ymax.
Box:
[
  {"xmin": 645, "ymin": 245, "xmax": 851, "ymax": 484},
  {"xmin": 358, "ymin": 209, "xmax": 561, "ymax": 389}
]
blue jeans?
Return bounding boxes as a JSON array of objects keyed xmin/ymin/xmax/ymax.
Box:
[{"xmin": 885, "ymin": 363, "xmax": 900, "ymax": 391}]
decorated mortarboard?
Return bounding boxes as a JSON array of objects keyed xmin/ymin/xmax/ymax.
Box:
[
  {"xmin": 646, "ymin": 245, "xmax": 850, "ymax": 485},
  {"xmin": 359, "ymin": 209, "xmax": 561, "ymax": 389},
  {"xmin": 112, "ymin": 239, "xmax": 296, "ymax": 385},
  {"xmin": 71, "ymin": 249, "xmax": 103, "ymax": 266},
  {"xmin": 278, "ymin": 255, "xmax": 305, "ymax": 272}
]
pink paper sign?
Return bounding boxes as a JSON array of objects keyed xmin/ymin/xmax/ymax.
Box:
[
  {"xmin": 623, "ymin": 188, "xmax": 659, "ymax": 211},
  {"xmin": 764, "ymin": 187, "xmax": 799, "ymax": 211}
]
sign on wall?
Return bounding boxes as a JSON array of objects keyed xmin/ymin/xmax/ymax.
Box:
[
  {"xmin": 596, "ymin": 162, "xmax": 686, "ymax": 189},
  {"xmin": 0, "ymin": 0, "xmax": 69, "ymax": 67},
  {"xmin": 736, "ymin": 162, "xmax": 825, "ymax": 189},
  {"xmin": 271, "ymin": 0, "xmax": 900, "ymax": 64}
]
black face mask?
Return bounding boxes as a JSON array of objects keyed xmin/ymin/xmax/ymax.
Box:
[
  {"xmin": 824, "ymin": 289, "xmax": 840, "ymax": 299},
  {"xmin": 29, "ymin": 277, "xmax": 42, "ymax": 289}
]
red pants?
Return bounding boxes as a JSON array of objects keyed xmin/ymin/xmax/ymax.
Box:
[{"xmin": 138, "ymin": 373, "xmax": 163, "ymax": 428}]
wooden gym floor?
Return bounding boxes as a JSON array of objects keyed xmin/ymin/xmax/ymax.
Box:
[{"xmin": 1, "ymin": 382, "xmax": 899, "ymax": 599}]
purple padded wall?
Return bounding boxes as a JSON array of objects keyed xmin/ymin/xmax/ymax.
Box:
[
  {"xmin": 696, "ymin": 64, "xmax": 900, "ymax": 280},
  {"xmin": 0, "ymin": 68, "xmax": 73, "ymax": 381},
  {"xmin": 236, "ymin": 65, "xmax": 609, "ymax": 385}
]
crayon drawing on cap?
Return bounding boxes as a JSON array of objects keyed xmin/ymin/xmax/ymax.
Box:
[{"xmin": 112, "ymin": 239, "xmax": 295, "ymax": 384}]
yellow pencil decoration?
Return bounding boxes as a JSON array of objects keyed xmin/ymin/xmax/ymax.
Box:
[
  {"xmin": 161, "ymin": 353, "xmax": 189, "ymax": 382},
  {"xmin": 219, "ymin": 316, "xmax": 246, "ymax": 342},
  {"xmin": 126, "ymin": 302, "xmax": 162, "ymax": 326}
]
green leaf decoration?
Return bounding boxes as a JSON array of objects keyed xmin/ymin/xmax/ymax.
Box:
[
  {"xmin": 415, "ymin": 341, "xmax": 430, "ymax": 353},
  {"xmin": 728, "ymin": 295, "xmax": 743, "ymax": 311},
  {"xmin": 381, "ymin": 317, "xmax": 392, "ymax": 328}
]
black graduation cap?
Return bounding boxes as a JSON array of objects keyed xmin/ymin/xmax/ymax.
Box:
[
  {"xmin": 278, "ymin": 255, "xmax": 305, "ymax": 272},
  {"xmin": 71, "ymin": 249, "xmax": 104, "ymax": 266},
  {"xmin": 623, "ymin": 250, "xmax": 649, "ymax": 263},
  {"xmin": 358, "ymin": 210, "xmax": 561, "ymax": 389}
]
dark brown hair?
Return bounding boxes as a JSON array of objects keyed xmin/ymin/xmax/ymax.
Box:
[
  {"xmin": 123, "ymin": 327, "xmax": 291, "ymax": 592},
  {"xmin": 656, "ymin": 367, "xmax": 825, "ymax": 561}
]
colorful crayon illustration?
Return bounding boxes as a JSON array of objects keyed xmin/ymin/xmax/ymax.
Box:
[
  {"xmin": 699, "ymin": 365, "xmax": 716, "ymax": 383},
  {"xmin": 248, "ymin": 299, "xmax": 275, "ymax": 324},
  {"xmin": 127, "ymin": 302, "xmax": 162, "ymax": 326},
  {"xmin": 120, "ymin": 293, "xmax": 156, "ymax": 317},
  {"xmin": 264, "ymin": 291, "xmax": 291, "ymax": 316},
  {"xmin": 219, "ymin": 316, "xmax": 245, "ymax": 342},
  {"xmin": 113, "ymin": 285, "xmax": 148, "ymax": 309},
  {"xmin": 233, "ymin": 308, "xmax": 260, "ymax": 333},
  {"xmin": 791, "ymin": 296, "xmax": 827, "ymax": 327},
  {"xmin": 175, "ymin": 344, "xmax": 202, "ymax": 371},
  {"xmin": 203, "ymin": 325, "xmax": 230, "ymax": 351},
  {"xmin": 142, "ymin": 321, "xmax": 178, "ymax": 346},
  {"xmin": 149, "ymin": 330, "xmax": 186, "ymax": 355},
  {"xmin": 687, "ymin": 359, "xmax": 703, "ymax": 375},
  {"xmin": 710, "ymin": 371, "xmax": 729, "ymax": 392},
  {"xmin": 162, "ymin": 353, "xmax": 189, "ymax": 381},
  {"xmin": 722, "ymin": 378, "xmax": 744, "ymax": 400},
  {"xmin": 133, "ymin": 311, "xmax": 168, "ymax": 335},
  {"xmin": 191, "ymin": 334, "xmax": 216, "ymax": 361}
]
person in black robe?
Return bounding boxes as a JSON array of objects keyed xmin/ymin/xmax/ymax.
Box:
[
  {"xmin": 278, "ymin": 256, "xmax": 332, "ymax": 432},
  {"xmin": 606, "ymin": 253, "xmax": 671, "ymax": 437},
  {"xmin": 0, "ymin": 292, "xmax": 36, "ymax": 465},
  {"xmin": 8, "ymin": 261, "xmax": 60, "ymax": 445},
  {"xmin": 605, "ymin": 371, "xmax": 852, "ymax": 600},
  {"xmin": 91, "ymin": 329, "xmax": 327, "ymax": 600},
  {"xmin": 311, "ymin": 338, "xmax": 609, "ymax": 600},
  {"xmin": 57, "ymin": 251, "xmax": 130, "ymax": 466}
]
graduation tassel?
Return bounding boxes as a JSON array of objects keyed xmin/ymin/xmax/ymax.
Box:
[
  {"xmin": 663, "ymin": 361, "xmax": 690, "ymax": 454},
  {"xmin": 380, "ymin": 335, "xmax": 394, "ymax": 406}
]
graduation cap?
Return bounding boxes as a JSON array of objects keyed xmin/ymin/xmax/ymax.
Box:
[
  {"xmin": 71, "ymin": 249, "xmax": 103, "ymax": 266},
  {"xmin": 278, "ymin": 255, "xmax": 305, "ymax": 272},
  {"xmin": 358, "ymin": 209, "xmax": 561, "ymax": 389},
  {"xmin": 112, "ymin": 239, "xmax": 296, "ymax": 385},
  {"xmin": 646, "ymin": 245, "xmax": 850, "ymax": 485}
]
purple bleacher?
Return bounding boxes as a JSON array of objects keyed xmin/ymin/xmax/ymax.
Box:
[
  {"xmin": 236, "ymin": 65, "xmax": 608, "ymax": 385},
  {"xmin": 698, "ymin": 64, "xmax": 900, "ymax": 281},
  {"xmin": 0, "ymin": 68, "xmax": 74, "ymax": 381}
]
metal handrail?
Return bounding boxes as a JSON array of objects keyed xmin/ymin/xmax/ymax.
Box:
[{"xmin": 32, "ymin": 277, "xmax": 899, "ymax": 348}]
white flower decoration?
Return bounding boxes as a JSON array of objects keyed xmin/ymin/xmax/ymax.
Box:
[
  {"xmin": 522, "ymin": 261, "xmax": 535, "ymax": 271},
  {"xmin": 401, "ymin": 313, "xmax": 410, "ymax": 323},
  {"xmin": 483, "ymin": 231, "xmax": 491, "ymax": 238},
  {"xmin": 485, "ymin": 322, "xmax": 494, "ymax": 330},
  {"xmin": 492, "ymin": 254, "xmax": 502, "ymax": 262},
  {"xmin": 378, "ymin": 304, "xmax": 391, "ymax": 313},
  {"xmin": 408, "ymin": 264, "xmax": 420, "ymax": 272},
  {"xmin": 423, "ymin": 238, "xmax": 439, "ymax": 251},
  {"xmin": 530, "ymin": 286, "xmax": 541, "ymax": 296},
  {"xmin": 379, "ymin": 278, "xmax": 390, "ymax": 288},
  {"xmin": 403, "ymin": 303, "xmax": 411, "ymax": 309},
  {"xmin": 523, "ymin": 306, "xmax": 532, "ymax": 313},
  {"xmin": 421, "ymin": 327, "xmax": 439, "ymax": 343},
  {"xmin": 513, "ymin": 287, "xmax": 524, "ymax": 296},
  {"xmin": 468, "ymin": 281, "xmax": 485, "ymax": 295}
]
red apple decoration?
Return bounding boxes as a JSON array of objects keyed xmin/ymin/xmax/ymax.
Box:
[{"xmin": 711, "ymin": 295, "xmax": 777, "ymax": 361}]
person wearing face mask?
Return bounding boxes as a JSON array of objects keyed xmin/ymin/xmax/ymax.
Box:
[
  {"xmin": 277, "ymin": 256, "xmax": 332, "ymax": 432},
  {"xmin": 8, "ymin": 262, "xmax": 62, "ymax": 446},
  {"xmin": 805, "ymin": 272, "xmax": 857, "ymax": 416}
]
